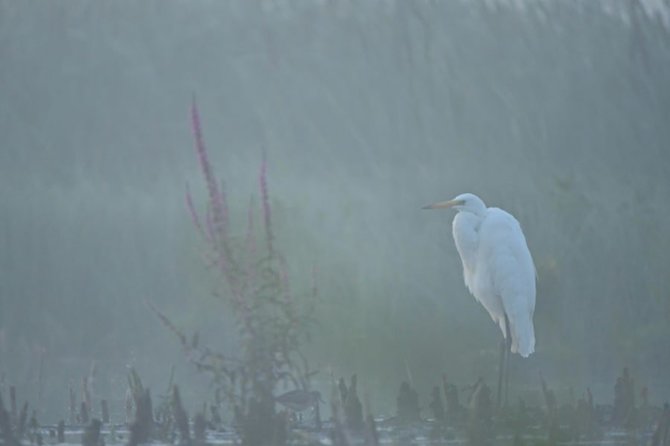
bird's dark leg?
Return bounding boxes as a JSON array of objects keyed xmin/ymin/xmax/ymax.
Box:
[
  {"xmin": 497, "ymin": 336, "xmax": 506, "ymax": 409},
  {"xmin": 497, "ymin": 314, "xmax": 513, "ymax": 410},
  {"xmin": 504, "ymin": 314, "xmax": 512, "ymax": 408}
]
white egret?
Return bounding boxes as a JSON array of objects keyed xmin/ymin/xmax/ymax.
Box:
[{"xmin": 424, "ymin": 193, "xmax": 536, "ymax": 406}]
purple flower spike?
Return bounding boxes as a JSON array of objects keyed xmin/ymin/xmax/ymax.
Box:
[
  {"xmin": 191, "ymin": 97, "xmax": 234, "ymax": 280},
  {"xmin": 245, "ymin": 197, "xmax": 257, "ymax": 289},
  {"xmin": 185, "ymin": 182, "xmax": 207, "ymax": 241},
  {"xmin": 191, "ymin": 97, "xmax": 228, "ymax": 244},
  {"xmin": 259, "ymin": 154, "xmax": 273, "ymax": 257},
  {"xmin": 205, "ymin": 202, "xmax": 216, "ymax": 246}
]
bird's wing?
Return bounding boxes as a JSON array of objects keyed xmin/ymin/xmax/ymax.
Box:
[{"xmin": 478, "ymin": 208, "xmax": 536, "ymax": 357}]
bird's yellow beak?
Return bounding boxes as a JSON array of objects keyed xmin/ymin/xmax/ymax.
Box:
[{"xmin": 422, "ymin": 199, "xmax": 465, "ymax": 210}]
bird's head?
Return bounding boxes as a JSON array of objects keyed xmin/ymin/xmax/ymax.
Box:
[{"xmin": 423, "ymin": 193, "xmax": 486, "ymax": 216}]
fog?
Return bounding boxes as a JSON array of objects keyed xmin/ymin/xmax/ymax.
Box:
[{"xmin": 1, "ymin": 0, "xmax": 669, "ymax": 422}]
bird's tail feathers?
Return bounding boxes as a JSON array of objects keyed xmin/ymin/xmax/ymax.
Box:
[{"xmin": 509, "ymin": 314, "xmax": 535, "ymax": 358}]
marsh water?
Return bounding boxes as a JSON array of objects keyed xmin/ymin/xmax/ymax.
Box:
[{"xmin": 29, "ymin": 422, "xmax": 657, "ymax": 446}]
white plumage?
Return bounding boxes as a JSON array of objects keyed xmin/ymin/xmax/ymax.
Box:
[{"xmin": 425, "ymin": 193, "xmax": 536, "ymax": 358}]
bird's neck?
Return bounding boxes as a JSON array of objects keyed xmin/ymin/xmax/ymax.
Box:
[{"xmin": 452, "ymin": 212, "xmax": 482, "ymax": 274}]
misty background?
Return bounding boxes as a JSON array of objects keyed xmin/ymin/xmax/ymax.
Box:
[{"xmin": 1, "ymin": 0, "xmax": 669, "ymax": 420}]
